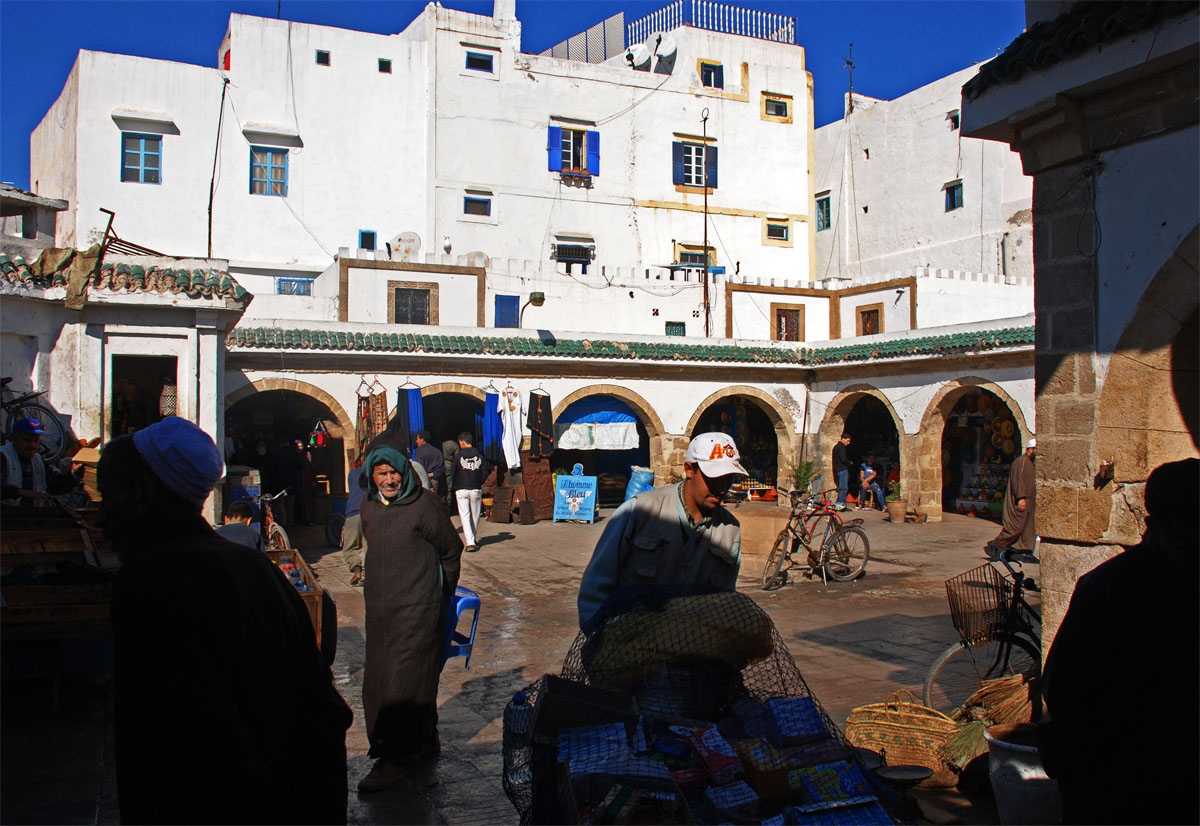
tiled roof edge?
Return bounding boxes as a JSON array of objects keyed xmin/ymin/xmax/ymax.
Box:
[{"xmin": 226, "ymin": 325, "xmax": 1035, "ymax": 364}]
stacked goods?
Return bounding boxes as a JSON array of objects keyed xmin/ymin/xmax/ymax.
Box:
[{"xmin": 504, "ymin": 590, "xmax": 897, "ymax": 825}]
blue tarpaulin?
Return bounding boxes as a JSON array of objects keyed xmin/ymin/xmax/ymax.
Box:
[{"xmin": 555, "ymin": 397, "xmax": 639, "ymax": 450}]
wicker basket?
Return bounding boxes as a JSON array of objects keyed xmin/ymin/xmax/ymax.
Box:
[{"xmin": 844, "ymin": 690, "xmax": 959, "ymax": 788}]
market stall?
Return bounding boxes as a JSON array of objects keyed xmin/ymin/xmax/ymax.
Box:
[{"xmin": 941, "ymin": 391, "xmax": 1022, "ymax": 520}]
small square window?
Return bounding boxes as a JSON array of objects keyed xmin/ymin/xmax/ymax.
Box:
[
  {"xmin": 464, "ymin": 196, "xmax": 491, "ymax": 216},
  {"xmin": 250, "ymin": 146, "xmax": 288, "ymax": 197},
  {"xmin": 465, "ymin": 51, "xmax": 493, "ymax": 72},
  {"xmin": 775, "ymin": 308, "xmax": 802, "ymax": 341},
  {"xmin": 699, "ymin": 62, "xmax": 724, "ymax": 89},
  {"xmin": 359, "ymin": 230, "xmax": 376, "ymax": 251},
  {"xmin": 765, "ymin": 98, "xmax": 788, "ymax": 118},
  {"xmin": 378, "ymin": 58, "xmax": 392, "ymax": 73},
  {"xmin": 947, "ymin": 110, "xmax": 960, "ymax": 130},
  {"xmin": 945, "ymin": 181, "xmax": 964, "ymax": 211},
  {"xmin": 393, "ymin": 287, "xmax": 430, "ymax": 324},
  {"xmin": 315, "ymin": 50, "xmax": 330, "ymax": 66},
  {"xmin": 673, "ymin": 140, "xmax": 716, "ymax": 188},
  {"xmin": 766, "ymin": 222, "xmax": 789, "ymax": 241},
  {"xmin": 816, "ymin": 195, "xmax": 831, "ymax": 231},
  {"xmin": 277, "ymin": 278, "xmax": 313, "ymax": 296},
  {"xmin": 859, "ymin": 308, "xmax": 881, "ymax": 336},
  {"xmin": 121, "ymin": 133, "xmax": 161, "ymax": 184},
  {"xmin": 665, "ymin": 321, "xmax": 686, "ymax": 336}
]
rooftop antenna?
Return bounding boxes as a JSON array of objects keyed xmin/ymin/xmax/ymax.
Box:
[
  {"xmin": 843, "ymin": 43, "xmax": 855, "ymax": 115},
  {"xmin": 277, "ymin": 1, "xmax": 281, "ymax": 18}
]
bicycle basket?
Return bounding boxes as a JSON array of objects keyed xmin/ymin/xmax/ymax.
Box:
[{"xmin": 945, "ymin": 563, "xmax": 1012, "ymax": 644}]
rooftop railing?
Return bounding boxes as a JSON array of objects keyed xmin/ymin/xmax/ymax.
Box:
[{"xmin": 626, "ymin": 0, "xmax": 796, "ymax": 47}]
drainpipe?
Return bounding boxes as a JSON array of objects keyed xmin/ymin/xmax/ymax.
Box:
[{"xmin": 207, "ymin": 77, "xmax": 230, "ymax": 258}]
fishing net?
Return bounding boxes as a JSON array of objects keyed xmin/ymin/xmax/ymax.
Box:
[{"xmin": 503, "ymin": 586, "xmax": 901, "ymax": 824}]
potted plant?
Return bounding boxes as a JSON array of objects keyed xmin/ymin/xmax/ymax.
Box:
[
  {"xmin": 789, "ymin": 459, "xmax": 816, "ymax": 492},
  {"xmin": 885, "ymin": 480, "xmax": 909, "ymax": 523}
]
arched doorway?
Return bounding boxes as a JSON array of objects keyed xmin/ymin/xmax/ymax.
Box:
[
  {"xmin": 688, "ymin": 390, "xmax": 790, "ymax": 488},
  {"xmin": 817, "ymin": 388, "xmax": 903, "ymax": 504},
  {"xmin": 420, "ymin": 387, "xmax": 486, "ymax": 469},
  {"xmin": 225, "ymin": 390, "xmax": 346, "ymax": 510},
  {"xmin": 551, "ymin": 394, "xmax": 652, "ymax": 506},
  {"xmin": 933, "ymin": 385, "xmax": 1028, "ymax": 520}
]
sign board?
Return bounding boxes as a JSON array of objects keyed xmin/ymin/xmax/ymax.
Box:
[{"xmin": 554, "ymin": 474, "xmax": 598, "ymax": 523}]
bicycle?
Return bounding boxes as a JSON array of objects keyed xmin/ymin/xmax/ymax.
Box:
[
  {"xmin": 760, "ymin": 487, "xmax": 870, "ymax": 590},
  {"xmin": 923, "ymin": 548, "xmax": 1041, "ymax": 712},
  {"xmin": 2, "ymin": 377, "xmax": 67, "ymax": 462},
  {"xmin": 255, "ymin": 488, "xmax": 291, "ymax": 551}
]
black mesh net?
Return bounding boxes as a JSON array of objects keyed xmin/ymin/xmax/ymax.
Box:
[{"xmin": 503, "ymin": 586, "xmax": 902, "ymax": 824}]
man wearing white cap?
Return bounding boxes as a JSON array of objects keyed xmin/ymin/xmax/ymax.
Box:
[
  {"xmin": 577, "ymin": 432, "xmax": 748, "ymax": 629},
  {"xmin": 97, "ymin": 417, "xmax": 352, "ymax": 824},
  {"xmin": 985, "ymin": 438, "xmax": 1037, "ymax": 560}
]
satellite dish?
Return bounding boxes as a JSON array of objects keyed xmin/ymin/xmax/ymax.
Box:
[
  {"xmin": 625, "ymin": 43, "xmax": 651, "ymax": 70},
  {"xmin": 654, "ymin": 33, "xmax": 677, "ymax": 63},
  {"xmin": 388, "ymin": 231, "xmax": 421, "ymax": 262}
]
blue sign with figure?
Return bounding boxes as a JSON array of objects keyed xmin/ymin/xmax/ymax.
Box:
[{"xmin": 554, "ymin": 474, "xmax": 598, "ymax": 523}]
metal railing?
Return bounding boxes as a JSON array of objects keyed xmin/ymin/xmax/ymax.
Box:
[{"xmin": 627, "ymin": 0, "xmax": 796, "ymax": 47}]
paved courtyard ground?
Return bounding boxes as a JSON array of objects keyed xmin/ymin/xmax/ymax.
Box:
[{"xmin": 2, "ymin": 501, "xmax": 1033, "ymax": 825}]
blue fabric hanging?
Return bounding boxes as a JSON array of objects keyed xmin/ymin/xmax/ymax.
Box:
[
  {"xmin": 405, "ymin": 387, "xmax": 424, "ymax": 452},
  {"xmin": 482, "ymin": 391, "xmax": 504, "ymax": 464}
]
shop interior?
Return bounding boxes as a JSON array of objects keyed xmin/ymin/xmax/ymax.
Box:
[
  {"xmin": 941, "ymin": 388, "xmax": 1021, "ymax": 520},
  {"xmin": 842, "ymin": 396, "xmax": 900, "ymax": 500},
  {"xmin": 692, "ymin": 397, "xmax": 779, "ymax": 489},
  {"xmin": 225, "ymin": 390, "xmax": 345, "ymax": 498}
]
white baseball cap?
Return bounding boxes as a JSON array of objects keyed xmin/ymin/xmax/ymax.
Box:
[{"xmin": 685, "ymin": 432, "xmax": 748, "ymax": 477}]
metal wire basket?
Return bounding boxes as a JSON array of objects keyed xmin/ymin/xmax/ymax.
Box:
[{"xmin": 945, "ymin": 563, "xmax": 1012, "ymax": 644}]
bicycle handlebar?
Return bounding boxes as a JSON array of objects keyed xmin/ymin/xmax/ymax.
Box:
[
  {"xmin": 257, "ymin": 488, "xmax": 291, "ymax": 502},
  {"xmin": 998, "ymin": 548, "xmax": 1040, "ymax": 593}
]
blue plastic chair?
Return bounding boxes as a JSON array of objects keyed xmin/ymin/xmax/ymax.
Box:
[{"xmin": 442, "ymin": 585, "xmax": 480, "ymax": 670}]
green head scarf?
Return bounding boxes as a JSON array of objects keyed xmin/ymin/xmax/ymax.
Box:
[{"xmin": 364, "ymin": 445, "xmax": 421, "ymax": 503}]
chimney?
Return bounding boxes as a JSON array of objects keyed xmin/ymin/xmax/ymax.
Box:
[{"xmin": 493, "ymin": 0, "xmax": 515, "ymax": 22}]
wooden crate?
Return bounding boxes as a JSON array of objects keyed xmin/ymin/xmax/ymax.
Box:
[{"xmin": 265, "ymin": 549, "xmax": 324, "ymax": 651}]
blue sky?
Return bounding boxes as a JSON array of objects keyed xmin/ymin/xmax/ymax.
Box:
[{"xmin": 0, "ymin": 0, "xmax": 1026, "ymax": 191}]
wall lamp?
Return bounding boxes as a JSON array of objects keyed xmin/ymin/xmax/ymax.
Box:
[{"xmin": 519, "ymin": 291, "xmax": 546, "ymax": 327}]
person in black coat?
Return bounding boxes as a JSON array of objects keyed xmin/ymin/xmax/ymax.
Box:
[
  {"xmin": 413, "ymin": 430, "xmax": 445, "ymax": 495},
  {"xmin": 98, "ymin": 417, "xmax": 351, "ymax": 825}
]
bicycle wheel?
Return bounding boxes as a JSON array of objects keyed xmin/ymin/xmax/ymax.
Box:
[
  {"xmin": 761, "ymin": 530, "xmax": 791, "ymax": 591},
  {"xmin": 823, "ymin": 524, "xmax": 870, "ymax": 581},
  {"xmin": 268, "ymin": 522, "xmax": 291, "ymax": 551},
  {"xmin": 326, "ymin": 512, "xmax": 346, "ymax": 549},
  {"xmin": 6, "ymin": 403, "xmax": 67, "ymax": 463},
  {"xmin": 923, "ymin": 634, "xmax": 1041, "ymax": 712}
]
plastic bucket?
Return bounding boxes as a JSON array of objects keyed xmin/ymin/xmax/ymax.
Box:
[{"xmin": 984, "ymin": 723, "xmax": 1061, "ymax": 825}]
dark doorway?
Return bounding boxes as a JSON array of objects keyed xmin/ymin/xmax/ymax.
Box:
[
  {"xmin": 225, "ymin": 390, "xmax": 345, "ymax": 497},
  {"xmin": 110, "ymin": 355, "xmax": 176, "ymax": 438},
  {"xmin": 843, "ymin": 396, "xmax": 900, "ymax": 498},
  {"xmin": 550, "ymin": 395, "xmax": 651, "ymax": 506}
]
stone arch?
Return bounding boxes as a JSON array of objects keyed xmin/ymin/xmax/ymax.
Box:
[
  {"xmin": 224, "ymin": 378, "xmax": 353, "ymax": 440},
  {"xmin": 816, "ymin": 385, "xmax": 907, "ymax": 504},
  {"xmin": 553, "ymin": 385, "xmax": 667, "ymax": 477},
  {"xmin": 684, "ymin": 385, "xmax": 796, "ymax": 485},
  {"xmin": 419, "ymin": 382, "xmax": 486, "ymax": 404},
  {"xmin": 919, "ymin": 377, "xmax": 1033, "ymax": 520}
]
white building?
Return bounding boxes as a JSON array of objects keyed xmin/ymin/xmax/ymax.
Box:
[{"xmin": 19, "ymin": 0, "xmax": 1037, "ymax": 521}]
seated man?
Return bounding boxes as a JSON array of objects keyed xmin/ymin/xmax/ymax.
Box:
[
  {"xmin": 577, "ymin": 432, "xmax": 748, "ymax": 629},
  {"xmin": 858, "ymin": 454, "xmax": 885, "ymax": 511},
  {"xmin": 1, "ymin": 417, "xmax": 83, "ymax": 506},
  {"xmin": 215, "ymin": 500, "xmax": 262, "ymax": 551}
]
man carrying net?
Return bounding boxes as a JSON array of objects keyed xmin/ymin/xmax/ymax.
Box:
[{"xmin": 577, "ymin": 432, "xmax": 748, "ymax": 629}]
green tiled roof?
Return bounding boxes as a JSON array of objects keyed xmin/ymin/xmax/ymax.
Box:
[
  {"xmin": 0, "ymin": 252, "xmax": 250, "ymax": 306},
  {"xmin": 227, "ymin": 325, "xmax": 1034, "ymax": 365}
]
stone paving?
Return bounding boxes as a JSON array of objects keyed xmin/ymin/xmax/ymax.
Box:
[{"xmin": 0, "ymin": 502, "xmax": 1032, "ymax": 825}]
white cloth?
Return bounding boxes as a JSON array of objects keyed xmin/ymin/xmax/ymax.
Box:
[
  {"xmin": 498, "ymin": 386, "xmax": 524, "ymax": 468},
  {"xmin": 1, "ymin": 441, "xmax": 45, "ymax": 505},
  {"xmin": 456, "ymin": 488, "xmax": 482, "ymax": 547},
  {"xmin": 553, "ymin": 421, "xmax": 640, "ymax": 451}
]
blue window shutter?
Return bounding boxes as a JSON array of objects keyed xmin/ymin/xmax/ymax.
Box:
[
  {"xmin": 672, "ymin": 141, "xmax": 685, "ymax": 185},
  {"xmin": 495, "ymin": 295, "xmax": 520, "ymax": 328},
  {"xmin": 547, "ymin": 126, "xmax": 563, "ymax": 172},
  {"xmin": 586, "ymin": 130, "xmax": 600, "ymax": 176},
  {"xmin": 714, "ymin": 65, "xmax": 724, "ymax": 88},
  {"xmin": 705, "ymin": 145, "xmax": 718, "ymax": 188}
]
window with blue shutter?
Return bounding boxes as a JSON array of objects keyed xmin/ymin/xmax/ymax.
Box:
[
  {"xmin": 586, "ymin": 130, "xmax": 600, "ymax": 176},
  {"xmin": 672, "ymin": 141, "xmax": 717, "ymax": 188},
  {"xmin": 672, "ymin": 142, "xmax": 686, "ymax": 185},
  {"xmin": 495, "ymin": 295, "xmax": 519, "ymax": 328},
  {"xmin": 547, "ymin": 126, "xmax": 563, "ymax": 172},
  {"xmin": 705, "ymin": 145, "xmax": 718, "ymax": 188}
]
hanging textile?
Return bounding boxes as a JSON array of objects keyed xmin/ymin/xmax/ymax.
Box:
[
  {"xmin": 527, "ymin": 392, "xmax": 554, "ymax": 459},
  {"xmin": 405, "ymin": 387, "xmax": 425, "ymax": 452},
  {"xmin": 389, "ymin": 395, "xmax": 412, "ymax": 457},
  {"xmin": 554, "ymin": 396, "xmax": 640, "ymax": 451},
  {"xmin": 368, "ymin": 385, "xmax": 389, "ymax": 440},
  {"xmin": 355, "ymin": 394, "xmax": 371, "ymax": 467},
  {"xmin": 498, "ymin": 384, "xmax": 524, "ymax": 468},
  {"xmin": 482, "ymin": 391, "xmax": 504, "ymax": 464}
]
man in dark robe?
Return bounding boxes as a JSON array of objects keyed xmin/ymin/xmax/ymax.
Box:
[
  {"xmin": 99, "ymin": 417, "xmax": 351, "ymax": 824},
  {"xmin": 986, "ymin": 438, "xmax": 1036, "ymax": 558},
  {"xmin": 1039, "ymin": 458, "xmax": 1198, "ymax": 824},
  {"xmin": 358, "ymin": 445, "xmax": 463, "ymax": 792}
]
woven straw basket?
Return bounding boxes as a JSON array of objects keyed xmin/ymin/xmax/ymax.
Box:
[{"xmin": 844, "ymin": 689, "xmax": 959, "ymax": 788}]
